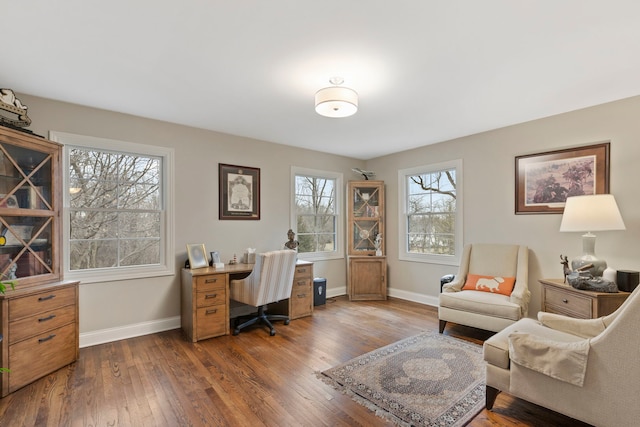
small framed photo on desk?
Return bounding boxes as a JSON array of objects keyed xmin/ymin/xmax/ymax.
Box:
[{"xmin": 186, "ymin": 243, "xmax": 208, "ymax": 269}]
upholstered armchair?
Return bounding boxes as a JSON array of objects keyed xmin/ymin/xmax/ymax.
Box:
[
  {"xmin": 483, "ymin": 285, "xmax": 640, "ymax": 427},
  {"xmin": 438, "ymin": 243, "xmax": 530, "ymax": 333},
  {"xmin": 230, "ymin": 250, "xmax": 297, "ymax": 336}
]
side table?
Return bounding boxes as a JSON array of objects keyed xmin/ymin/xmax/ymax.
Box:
[{"xmin": 539, "ymin": 278, "xmax": 630, "ymax": 319}]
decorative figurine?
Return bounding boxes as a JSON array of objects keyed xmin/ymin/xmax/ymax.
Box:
[
  {"xmin": 0, "ymin": 88, "xmax": 31, "ymax": 128},
  {"xmin": 284, "ymin": 229, "xmax": 299, "ymax": 251},
  {"xmin": 560, "ymin": 254, "xmax": 571, "ymax": 283},
  {"xmin": 374, "ymin": 233, "xmax": 382, "ymax": 256}
]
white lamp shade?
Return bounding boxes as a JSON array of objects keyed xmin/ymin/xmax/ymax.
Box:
[
  {"xmin": 560, "ymin": 194, "xmax": 626, "ymax": 232},
  {"xmin": 315, "ymin": 86, "xmax": 358, "ymax": 118}
]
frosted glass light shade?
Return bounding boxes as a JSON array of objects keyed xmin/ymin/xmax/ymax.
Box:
[
  {"xmin": 560, "ymin": 194, "xmax": 626, "ymax": 276},
  {"xmin": 315, "ymin": 86, "xmax": 358, "ymax": 118}
]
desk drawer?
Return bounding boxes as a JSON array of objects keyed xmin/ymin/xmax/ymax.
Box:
[
  {"xmin": 294, "ymin": 265, "xmax": 312, "ymax": 279},
  {"xmin": 9, "ymin": 286, "xmax": 77, "ymax": 321},
  {"xmin": 10, "ymin": 304, "xmax": 76, "ymax": 344},
  {"xmin": 196, "ymin": 306, "xmax": 227, "ymax": 339},
  {"xmin": 196, "ymin": 288, "xmax": 226, "ymax": 308},
  {"xmin": 545, "ymin": 287, "xmax": 592, "ymax": 318},
  {"xmin": 195, "ymin": 274, "xmax": 227, "ymax": 292},
  {"xmin": 290, "ymin": 290, "xmax": 312, "ymax": 319}
]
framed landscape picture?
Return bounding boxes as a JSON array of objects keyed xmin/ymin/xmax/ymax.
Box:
[{"xmin": 515, "ymin": 142, "xmax": 610, "ymax": 214}]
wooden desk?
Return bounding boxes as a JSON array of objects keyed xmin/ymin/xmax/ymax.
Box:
[
  {"xmin": 181, "ymin": 261, "xmax": 313, "ymax": 342},
  {"xmin": 539, "ymin": 278, "xmax": 630, "ymax": 319}
]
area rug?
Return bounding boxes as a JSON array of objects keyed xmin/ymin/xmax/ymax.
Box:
[{"xmin": 319, "ymin": 331, "xmax": 485, "ymax": 427}]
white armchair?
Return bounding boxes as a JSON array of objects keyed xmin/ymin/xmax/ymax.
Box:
[
  {"xmin": 438, "ymin": 243, "xmax": 530, "ymax": 333},
  {"xmin": 483, "ymin": 285, "xmax": 640, "ymax": 427}
]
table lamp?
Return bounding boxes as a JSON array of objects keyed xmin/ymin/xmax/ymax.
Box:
[{"xmin": 559, "ymin": 194, "xmax": 625, "ymax": 276}]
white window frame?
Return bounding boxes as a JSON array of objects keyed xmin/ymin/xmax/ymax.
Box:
[
  {"xmin": 50, "ymin": 131, "xmax": 175, "ymax": 284},
  {"xmin": 398, "ymin": 159, "xmax": 463, "ymax": 266},
  {"xmin": 290, "ymin": 166, "xmax": 344, "ymax": 262}
]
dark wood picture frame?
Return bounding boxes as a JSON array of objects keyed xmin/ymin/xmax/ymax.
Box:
[
  {"xmin": 219, "ymin": 163, "xmax": 260, "ymax": 220},
  {"xmin": 515, "ymin": 142, "xmax": 610, "ymax": 214}
]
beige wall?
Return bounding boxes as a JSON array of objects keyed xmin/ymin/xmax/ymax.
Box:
[
  {"xmin": 369, "ymin": 95, "xmax": 640, "ymax": 314},
  {"xmin": 17, "ymin": 93, "xmax": 640, "ymax": 343},
  {"xmin": 19, "ymin": 94, "xmax": 362, "ymax": 342}
]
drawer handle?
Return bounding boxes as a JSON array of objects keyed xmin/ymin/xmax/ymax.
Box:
[
  {"xmin": 38, "ymin": 314, "xmax": 56, "ymax": 322},
  {"xmin": 38, "ymin": 294, "xmax": 56, "ymax": 302},
  {"xmin": 297, "ymin": 294, "xmax": 307, "ymax": 299},
  {"xmin": 296, "ymin": 281, "xmax": 306, "ymax": 285},
  {"xmin": 38, "ymin": 334, "xmax": 56, "ymax": 343},
  {"xmin": 562, "ymin": 299, "xmax": 569, "ymax": 303},
  {"xmin": 297, "ymin": 268, "xmax": 306, "ymax": 273},
  {"xmin": 206, "ymin": 308, "xmax": 218, "ymax": 315},
  {"xmin": 205, "ymin": 278, "xmax": 218, "ymax": 283},
  {"xmin": 205, "ymin": 293, "xmax": 218, "ymax": 299}
]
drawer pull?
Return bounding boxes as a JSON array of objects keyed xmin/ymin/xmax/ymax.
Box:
[
  {"xmin": 205, "ymin": 293, "xmax": 218, "ymax": 299},
  {"xmin": 38, "ymin": 334, "xmax": 56, "ymax": 343},
  {"xmin": 38, "ymin": 314, "xmax": 56, "ymax": 322},
  {"xmin": 562, "ymin": 299, "xmax": 569, "ymax": 303},
  {"xmin": 38, "ymin": 294, "xmax": 56, "ymax": 302},
  {"xmin": 205, "ymin": 278, "xmax": 218, "ymax": 283},
  {"xmin": 297, "ymin": 268, "xmax": 307, "ymax": 273},
  {"xmin": 296, "ymin": 281, "xmax": 306, "ymax": 286},
  {"xmin": 297, "ymin": 294, "xmax": 307, "ymax": 298},
  {"xmin": 206, "ymin": 308, "xmax": 218, "ymax": 315}
]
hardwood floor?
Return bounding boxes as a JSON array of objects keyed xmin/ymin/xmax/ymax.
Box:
[{"xmin": 0, "ymin": 296, "xmax": 591, "ymax": 426}]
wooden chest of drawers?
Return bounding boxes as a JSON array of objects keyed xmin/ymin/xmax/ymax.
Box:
[
  {"xmin": 284, "ymin": 262, "xmax": 314, "ymax": 320},
  {"xmin": 539, "ymin": 278, "xmax": 629, "ymax": 319},
  {"xmin": 0, "ymin": 280, "xmax": 79, "ymax": 397},
  {"xmin": 181, "ymin": 270, "xmax": 229, "ymax": 342}
]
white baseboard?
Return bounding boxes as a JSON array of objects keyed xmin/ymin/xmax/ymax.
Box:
[
  {"xmin": 79, "ymin": 288, "xmax": 437, "ymax": 348},
  {"xmin": 80, "ymin": 316, "xmax": 181, "ymax": 348},
  {"xmin": 388, "ymin": 287, "xmax": 439, "ymax": 307}
]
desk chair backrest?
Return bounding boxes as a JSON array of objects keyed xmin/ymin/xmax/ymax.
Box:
[{"xmin": 230, "ymin": 250, "xmax": 297, "ymax": 307}]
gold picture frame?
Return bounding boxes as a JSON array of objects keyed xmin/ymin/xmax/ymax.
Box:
[
  {"xmin": 515, "ymin": 142, "xmax": 610, "ymax": 214},
  {"xmin": 186, "ymin": 243, "xmax": 208, "ymax": 269}
]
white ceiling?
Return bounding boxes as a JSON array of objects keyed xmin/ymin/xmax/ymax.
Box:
[{"xmin": 4, "ymin": 1, "xmax": 640, "ymax": 160}]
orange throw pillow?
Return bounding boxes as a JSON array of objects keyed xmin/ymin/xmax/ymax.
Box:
[{"xmin": 462, "ymin": 274, "xmax": 516, "ymax": 296}]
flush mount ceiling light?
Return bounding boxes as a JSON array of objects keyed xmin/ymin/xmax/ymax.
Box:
[{"xmin": 315, "ymin": 77, "xmax": 358, "ymax": 118}]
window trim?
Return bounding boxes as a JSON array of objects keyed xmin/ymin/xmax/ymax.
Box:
[
  {"xmin": 290, "ymin": 166, "xmax": 344, "ymax": 262},
  {"xmin": 398, "ymin": 159, "xmax": 463, "ymax": 266},
  {"xmin": 50, "ymin": 131, "xmax": 175, "ymax": 284}
]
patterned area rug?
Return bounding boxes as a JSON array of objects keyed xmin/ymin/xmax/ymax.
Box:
[{"xmin": 319, "ymin": 332, "xmax": 485, "ymax": 426}]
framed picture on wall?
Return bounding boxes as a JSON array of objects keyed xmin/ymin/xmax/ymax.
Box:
[
  {"xmin": 515, "ymin": 142, "xmax": 610, "ymax": 214},
  {"xmin": 219, "ymin": 163, "xmax": 260, "ymax": 220}
]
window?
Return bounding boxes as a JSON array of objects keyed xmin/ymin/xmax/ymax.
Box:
[
  {"xmin": 291, "ymin": 167, "xmax": 343, "ymax": 261},
  {"xmin": 398, "ymin": 160, "xmax": 463, "ymax": 265},
  {"xmin": 50, "ymin": 131, "xmax": 174, "ymax": 283}
]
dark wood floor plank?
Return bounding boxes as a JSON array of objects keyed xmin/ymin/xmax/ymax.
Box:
[{"xmin": 0, "ymin": 296, "xmax": 591, "ymax": 427}]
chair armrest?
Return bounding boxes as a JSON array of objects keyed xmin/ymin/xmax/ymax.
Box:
[
  {"xmin": 440, "ymin": 274, "xmax": 455, "ymax": 292},
  {"xmin": 538, "ymin": 312, "xmax": 606, "ymax": 339},
  {"xmin": 509, "ymin": 331, "xmax": 590, "ymax": 386}
]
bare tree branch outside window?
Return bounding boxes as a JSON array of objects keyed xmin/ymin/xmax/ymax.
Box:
[
  {"xmin": 294, "ymin": 175, "xmax": 336, "ymax": 253},
  {"xmin": 407, "ymin": 169, "xmax": 457, "ymax": 255},
  {"xmin": 68, "ymin": 147, "xmax": 162, "ymax": 270}
]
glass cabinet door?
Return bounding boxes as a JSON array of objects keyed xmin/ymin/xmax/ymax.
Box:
[
  {"xmin": 0, "ymin": 130, "xmax": 60, "ymax": 285},
  {"xmin": 348, "ymin": 181, "xmax": 384, "ymax": 256}
]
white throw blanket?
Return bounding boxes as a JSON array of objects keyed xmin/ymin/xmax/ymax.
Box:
[{"xmin": 508, "ymin": 332, "xmax": 590, "ymax": 387}]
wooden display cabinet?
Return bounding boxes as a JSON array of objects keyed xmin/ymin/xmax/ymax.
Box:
[
  {"xmin": 0, "ymin": 126, "xmax": 79, "ymax": 397},
  {"xmin": 347, "ymin": 180, "xmax": 387, "ymax": 300}
]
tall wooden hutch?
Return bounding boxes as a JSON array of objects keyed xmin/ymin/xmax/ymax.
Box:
[
  {"xmin": 0, "ymin": 126, "xmax": 79, "ymax": 397},
  {"xmin": 347, "ymin": 180, "xmax": 387, "ymax": 300}
]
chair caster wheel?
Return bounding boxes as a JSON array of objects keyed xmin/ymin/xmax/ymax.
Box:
[
  {"xmin": 284, "ymin": 319, "xmax": 290, "ymax": 325},
  {"xmin": 270, "ymin": 329, "xmax": 276, "ymax": 336},
  {"xmin": 233, "ymin": 329, "xmax": 240, "ymax": 336}
]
